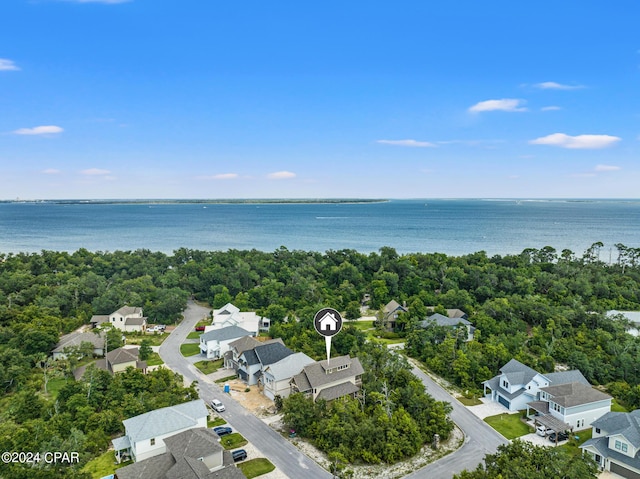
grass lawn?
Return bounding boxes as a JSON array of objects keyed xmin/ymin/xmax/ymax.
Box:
[
  {"xmin": 238, "ymin": 458, "xmax": 276, "ymax": 478},
  {"xmin": 145, "ymin": 352, "xmax": 164, "ymax": 366},
  {"xmin": 125, "ymin": 333, "xmax": 168, "ymax": 346},
  {"xmin": 195, "ymin": 359, "xmax": 223, "ymax": 374},
  {"xmin": 208, "ymin": 417, "xmax": 227, "ymax": 427},
  {"xmin": 46, "ymin": 377, "xmax": 71, "ymax": 400},
  {"xmin": 81, "ymin": 450, "xmax": 130, "ymax": 479},
  {"xmin": 560, "ymin": 428, "xmax": 592, "ymax": 456},
  {"xmin": 458, "ymin": 396, "xmax": 483, "ymax": 406},
  {"xmin": 180, "ymin": 343, "xmax": 201, "ymax": 357},
  {"xmin": 612, "ymin": 398, "xmax": 628, "ymax": 412},
  {"xmin": 187, "ymin": 331, "xmax": 201, "ymax": 340},
  {"xmin": 346, "ymin": 320, "xmax": 375, "ymax": 331},
  {"xmin": 215, "ymin": 374, "xmax": 238, "ymax": 383},
  {"xmin": 220, "ymin": 433, "xmax": 248, "ymax": 450},
  {"xmin": 484, "ymin": 413, "xmax": 533, "ymax": 439}
]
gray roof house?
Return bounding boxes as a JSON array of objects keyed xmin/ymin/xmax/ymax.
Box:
[
  {"xmin": 261, "ymin": 352, "xmax": 315, "ymax": 400},
  {"xmin": 52, "ymin": 331, "xmax": 105, "ymax": 360},
  {"xmin": 291, "ymin": 355, "xmax": 364, "ymax": 402},
  {"xmin": 109, "ymin": 305, "xmax": 148, "ymax": 333},
  {"xmin": 483, "ymin": 359, "xmax": 610, "ymax": 431},
  {"xmin": 381, "ymin": 300, "xmax": 408, "ymax": 331},
  {"xmin": 74, "ymin": 346, "xmax": 147, "ymax": 380},
  {"xmin": 112, "ymin": 399, "xmax": 209, "ymax": 463},
  {"xmin": 581, "ymin": 410, "xmax": 640, "ymax": 478},
  {"xmin": 418, "ymin": 313, "xmax": 475, "ymax": 341},
  {"xmin": 199, "ymin": 326, "xmax": 252, "ymax": 360},
  {"xmin": 237, "ymin": 341, "xmax": 293, "ymax": 386},
  {"xmin": 115, "ymin": 427, "xmax": 246, "ymax": 479}
]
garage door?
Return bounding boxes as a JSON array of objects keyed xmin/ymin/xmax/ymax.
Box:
[
  {"xmin": 498, "ymin": 395, "xmax": 510, "ymax": 409},
  {"xmin": 611, "ymin": 462, "xmax": 640, "ymax": 479}
]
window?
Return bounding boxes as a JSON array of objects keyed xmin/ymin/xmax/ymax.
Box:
[
  {"xmin": 622, "ymin": 443, "xmax": 628, "ymax": 453},
  {"xmin": 150, "ymin": 438, "xmax": 155, "ymax": 446},
  {"xmin": 615, "ymin": 440, "xmax": 622, "ymax": 450},
  {"xmin": 595, "ymin": 428, "xmax": 601, "ymax": 434}
]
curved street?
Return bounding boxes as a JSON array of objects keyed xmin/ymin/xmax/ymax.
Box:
[{"xmin": 159, "ymin": 300, "xmax": 507, "ymax": 479}]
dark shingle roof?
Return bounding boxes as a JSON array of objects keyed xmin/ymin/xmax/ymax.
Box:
[
  {"xmin": 254, "ymin": 342, "xmax": 293, "ymax": 366},
  {"xmin": 591, "ymin": 410, "xmax": 640, "ymax": 447},
  {"xmin": 296, "ymin": 356, "xmax": 364, "ymax": 389},
  {"xmin": 545, "ymin": 370, "xmax": 589, "ymax": 386},
  {"xmin": 499, "ymin": 359, "xmax": 539, "ymax": 385},
  {"xmin": 107, "ymin": 347, "xmax": 139, "ymax": 365},
  {"xmin": 115, "ymin": 452, "xmax": 176, "ymax": 479},
  {"xmin": 316, "ymin": 381, "xmax": 360, "ymax": 401},
  {"xmin": 582, "ymin": 435, "xmax": 640, "ymax": 471},
  {"xmin": 163, "ymin": 428, "xmax": 222, "ymax": 460},
  {"xmin": 419, "ymin": 313, "xmax": 471, "ymax": 328},
  {"xmin": 242, "ymin": 349, "xmax": 259, "ymax": 366}
]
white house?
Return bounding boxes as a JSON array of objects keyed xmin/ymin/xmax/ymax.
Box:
[
  {"xmin": 262, "ymin": 352, "xmax": 315, "ymax": 400},
  {"xmin": 114, "ymin": 427, "xmax": 245, "ymax": 479},
  {"xmin": 199, "ymin": 325, "xmax": 252, "ymax": 359},
  {"xmin": 483, "ymin": 359, "xmax": 611, "ymax": 432},
  {"xmin": 210, "ymin": 303, "xmax": 270, "ymax": 335},
  {"xmin": 527, "ymin": 382, "xmax": 612, "ymax": 432},
  {"xmin": 109, "ymin": 306, "xmax": 147, "ymax": 333},
  {"xmin": 581, "ymin": 410, "xmax": 640, "ymax": 478},
  {"xmin": 112, "ymin": 399, "xmax": 208, "ymax": 463}
]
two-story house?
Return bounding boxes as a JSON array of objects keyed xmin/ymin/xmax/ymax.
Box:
[
  {"xmin": 237, "ymin": 341, "xmax": 293, "ymax": 386},
  {"xmin": 114, "ymin": 427, "xmax": 246, "ymax": 479},
  {"xmin": 581, "ymin": 410, "xmax": 640, "ymax": 478},
  {"xmin": 484, "ymin": 359, "xmax": 611, "ymax": 432},
  {"xmin": 261, "ymin": 352, "xmax": 315, "ymax": 400},
  {"xmin": 290, "ymin": 355, "xmax": 364, "ymax": 402},
  {"xmin": 108, "ymin": 306, "xmax": 148, "ymax": 333},
  {"xmin": 199, "ymin": 325, "xmax": 252, "ymax": 359},
  {"xmin": 380, "ymin": 300, "xmax": 408, "ymax": 331},
  {"xmin": 112, "ymin": 399, "xmax": 208, "ymax": 463},
  {"xmin": 210, "ymin": 303, "xmax": 270, "ymax": 335}
]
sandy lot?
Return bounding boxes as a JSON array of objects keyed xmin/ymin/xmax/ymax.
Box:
[{"xmin": 226, "ymin": 379, "xmax": 278, "ymax": 417}]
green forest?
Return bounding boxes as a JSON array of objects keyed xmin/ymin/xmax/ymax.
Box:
[{"xmin": 0, "ymin": 243, "xmax": 639, "ymax": 476}]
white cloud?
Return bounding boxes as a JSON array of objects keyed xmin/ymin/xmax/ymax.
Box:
[
  {"xmin": 468, "ymin": 99, "xmax": 527, "ymax": 113},
  {"xmin": 595, "ymin": 164, "xmax": 621, "ymax": 172},
  {"xmin": 81, "ymin": 168, "xmax": 111, "ymax": 176},
  {"xmin": 529, "ymin": 133, "xmax": 621, "ymax": 149},
  {"xmin": 377, "ymin": 139, "xmax": 436, "ymax": 147},
  {"xmin": 541, "ymin": 106, "xmax": 562, "ymax": 111},
  {"xmin": 12, "ymin": 125, "xmax": 63, "ymax": 135},
  {"xmin": 198, "ymin": 173, "xmax": 239, "ymax": 180},
  {"xmin": 0, "ymin": 59, "xmax": 19, "ymax": 71},
  {"xmin": 534, "ymin": 81, "xmax": 585, "ymax": 90},
  {"xmin": 267, "ymin": 171, "xmax": 296, "ymax": 180},
  {"xmin": 41, "ymin": 168, "xmax": 61, "ymax": 175}
]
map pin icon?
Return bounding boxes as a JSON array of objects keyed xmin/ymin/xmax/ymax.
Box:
[{"xmin": 314, "ymin": 308, "xmax": 343, "ymax": 365}]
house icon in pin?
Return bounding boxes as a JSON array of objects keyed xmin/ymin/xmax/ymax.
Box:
[{"xmin": 318, "ymin": 311, "xmax": 339, "ymax": 332}]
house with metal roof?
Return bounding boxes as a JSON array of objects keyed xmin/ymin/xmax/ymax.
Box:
[
  {"xmin": 581, "ymin": 410, "xmax": 640, "ymax": 478},
  {"xmin": 112, "ymin": 399, "xmax": 208, "ymax": 463},
  {"xmin": 261, "ymin": 352, "xmax": 315, "ymax": 400},
  {"xmin": 290, "ymin": 355, "xmax": 364, "ymax": 402},
  {"xmin": 199, "ymin": 326, "xmax": 253, "ymax": 359},
  {"xmin": 114, "ymin": 427, "xmax": 245, "ymax": 479}
]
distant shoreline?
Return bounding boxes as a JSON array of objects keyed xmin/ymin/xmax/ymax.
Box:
[{"xmin": 2, "ymin": 198, "xmax": 389, "ymax": 205}]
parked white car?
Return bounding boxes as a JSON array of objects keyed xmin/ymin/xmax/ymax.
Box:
[
  {"xmin": 211, "ymin": 399, "xmax": 225, "ymax": 412},
  {"xmin": 536, "ymin": 425, "xmax": 554, "ymax": 437}
]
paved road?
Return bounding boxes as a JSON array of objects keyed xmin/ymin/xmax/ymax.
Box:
[
  {"xmin": 404, "ymin": 364, "xmax": 508, "ymax": 479},
  {"xmin": 159, "ymin": 301, "xmax": 331, "ymax": 479}
]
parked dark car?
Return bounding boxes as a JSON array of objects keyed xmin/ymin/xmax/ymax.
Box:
[
  {"xmin": 195, "ymin": 325, "xmax": 206, "ymax": 332},
  {"xmin": 231, "ymin": 449, "xmax": 247, "ymax": 462},
  {"xmin": 548, "ymin": 431, "xmax": 569, "ymax": 442},
  {"xmin": 213, "ymin": 426, "xmax": 233, "ymax": 437}
]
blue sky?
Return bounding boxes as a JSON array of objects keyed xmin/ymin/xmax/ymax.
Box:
[{"xmin": 1, "ymin": 0, "xmax": 639, "ymax": 199}]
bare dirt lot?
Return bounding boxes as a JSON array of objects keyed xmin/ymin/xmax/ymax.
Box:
[{"xmin": 226, "ymin": 379, "xmax": 277, "ymax": 417}]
